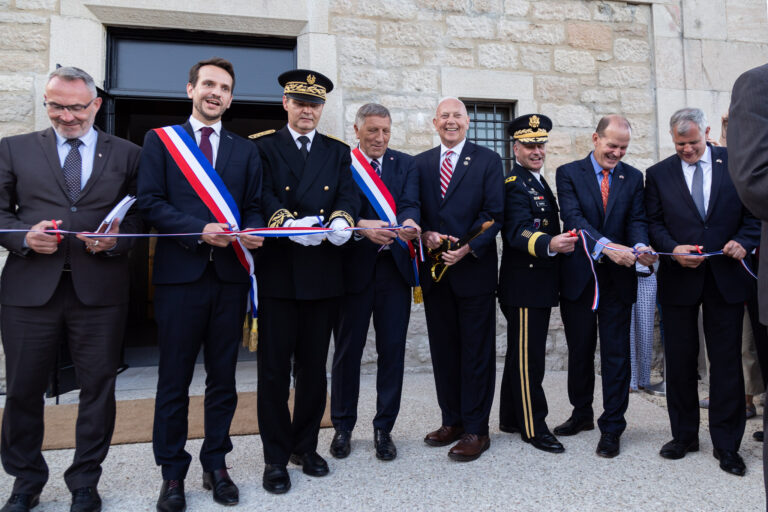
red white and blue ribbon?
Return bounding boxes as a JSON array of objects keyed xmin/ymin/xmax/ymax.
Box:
[{"xmin": 579, "ymin": 230, "xmax": 600, "ymax": 311}]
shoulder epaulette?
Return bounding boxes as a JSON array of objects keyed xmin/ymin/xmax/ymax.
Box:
[
  {"xmin": 505, "ymin": 176, "xmax": 518, "ymax": 183},
  {"xmin": 248, "ymin": 129, "xmax": 276, "ymax": 140},
  {"xmin": 324, "ymin": 134, "xmax": 350, "ymax": 146}
]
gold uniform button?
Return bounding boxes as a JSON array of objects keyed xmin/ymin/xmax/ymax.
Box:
[
  {"xmin": 319, "ymin": 209, "xmax": 325, "ymax": 214},
  {"xmin": 323, "ymin": 186, "xmax": 329, "ymax": 191},
  {"xmin": 293, "ymin": 211, "xmax": 298, "ymax": 216},
  {"xmin": 529, "ymin": 264, "xmax": 533, "ymax": 268},
  {"xmin": 285, "ymin": 186, "xmax": 290, "ymax": 191}
]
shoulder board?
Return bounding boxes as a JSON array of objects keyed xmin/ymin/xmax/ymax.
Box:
[
  {"xmin": 324, "ymin": 134, "xmax": 350, "ymax": 146},
  {"xmin": 248, "ymin": 129, "xmax": 275, "ymax": 140},
  {"xmin": 505, "ymin": 176, "xmax": 517, "ymax": 183}
]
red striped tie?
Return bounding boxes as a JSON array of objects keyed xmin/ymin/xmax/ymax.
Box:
[{"xmin": 440, "ymin": 150, "xmax": 454, "ymax": 198}]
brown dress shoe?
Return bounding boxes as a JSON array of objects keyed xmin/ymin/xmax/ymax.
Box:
[
  {"xmin": 448, "ymin": 434, "xmax": 490, "ymax": 461},
  {"xmin": 424, "ymin": 425, "xmax": 465, "ymax": 447}
]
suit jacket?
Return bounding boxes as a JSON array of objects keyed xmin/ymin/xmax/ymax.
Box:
[
  {"xmin": 0, "ymin": 127, "xmax": 141, "ymax": 306},
  {"xmin": 729, "ymin": 63, "xmax": 768, "ymax": 322},
  {"xmin": 343, "ymin": 147, "xmax": 420, "ymax": 292},
  {"xmin": 415, "ymin": 140, "xmax": 504, "ymax": 297},
  {"xmin": 645, "ymin": 144, "xmax": 760, "ymax": 305},
  {"xmin": 556, "ymin": 154, "xmax": 648, "ymax": 304},
  {"xmin": 255, "ymin": 126, "xmax": 359, "ymax": 300},
  {"xmin": 137, "ymin": 121, "xmax": 263, "ymax": 285},
  {"xmin": 498, "ymin": 164, "xmax": 562, "ymax": 308}
]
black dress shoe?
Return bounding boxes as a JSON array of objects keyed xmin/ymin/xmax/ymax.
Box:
[
  {"xmin": 713, "ymin": 448, "xmax": 746, "ymax": 476},
  {"xmin": 0, "ymin": 493, "xmax": 40, "ymax": 512},
  {"xmin": 754, "ymin": 430, "xmax": 764, "ymax": 442},
  {"xmin": 553, "ymin": 416, "xmax": 595, "ymax": 437},
  {"xmin": 262, "ymin": 464, "xmax": 291, "ymax": 494},
  {"xmin": 156, "ymin": 480, "xmax": 186, "ymax": 512},
  {"xmin": 330, "ymin": 429, "xmax": 352, "ymax": 459},
  {"xmin": 659, "ymin": 439, "xmax": 699, "ymax": 460},
  {"xmin": 525, "ymin": 432, "xmax": 565, "ymax": 454},
  {"xmin": 374, "ymin": 429, "xmax": 397, "ymax": 461},
  {"xmin": 70, "ymin": 487, "xmax": 101, "ymax": 512},
  {"xmin": 596, "ymin": 432, "xmax": 620, "ymax": 458},
  {"xmin": 202, "ymin": 469, "xmax": 238, "ymax": 506},
  {"xmin": 499, "ymin": 423, "xmax": 520, "ymax": 434},
  {"xmin": 289, "ymin": 452, "xmax": 329, "ymax": 477}
]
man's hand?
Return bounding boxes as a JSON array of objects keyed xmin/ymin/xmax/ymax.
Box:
[
  {"xmin": 442, "ymin": 237, "xmax": 470, "ymax": 266},
  {"xmin": 398, "ymin": 218, "xmax": 421, "ymax": 242},
  {"xmin": 549, "ymin": 232, "xmax": 578, "ymax": 254},
  {"xmin": 201, "ymin": 223, "xmax": 233, "ymax": 247},
  {"xmin": 358, "ymin": 219, "xmax": 397, "ymax": 245},
  {"xmin": 722, "ymin": 240, "xmax": 747, "ymax": 260},
  {"xmin": 672, "ymin": 244, "xmax": 705, "ymax": 268},
  {"xmin": 423, "ymin": 231, "xmax": 447, "ymax": 250},
  {"xmin": 603, "ymin": 242, "xmax": 637, "ymax": 267},
  {"xmin": 238, "ymin": 230, "xmax": 265, "ymax": 249},
  {"xmin": 327, "ymin": 218, "xmax": 352, "ymax": 246},
  {"xmin": 635, "ymin": 245, "xmax": 659, "ymax": 266},
  {"xmin": 77, "ymin": 218, "xmax": 119, "ymax": 254},
  {"xmin": 26, "ymin": 219, "xmax": 62, "ymax": 255}
]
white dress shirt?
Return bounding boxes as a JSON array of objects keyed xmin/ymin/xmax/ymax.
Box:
[
  {"xmin": 286, "ymin": 125, "xmax": 316, "ymax": 152},
  {"xmin": 681, "ymin": 145, "xmax": 712, "ymax": 212},
  {"xmin": 189, "ymin": 116, "xmax": 222, "ymax": 167},
  {"xmin": 54, "ymin": 126, "xmax": 98, "ymax": 189},
  {"xmin": 440, "ymin": 138, "xmax": 466, "ymax": 169}
]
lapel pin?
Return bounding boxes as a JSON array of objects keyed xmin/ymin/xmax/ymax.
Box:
[
  {"xmin": 465, "ymin": 156, "xmax": 471, "ymax": 160},
  {"xmin": 390, "ymin": 156, "xmax": 394, "ymax": 160},
  {"xmin": 463, "ymin": 161, "xmax": 468, "ymax": 166},
  {"xmin": 98, "ymin": 153, "xmax": 102, "ymax": 158},
  {"xmin": 716, "ymin": 159, "xmax": 723, "ymax": 163},
  {"xmin": 618, "ymin": 174, "xmax": 624, "ymax": 179}
]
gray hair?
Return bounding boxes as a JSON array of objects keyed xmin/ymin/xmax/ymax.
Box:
[
  {"xmin": 355, "ymin": 103, "xmax": 391, "ymax": 127},
  {"xmin": 47, "ymin": 67, "xmax": 97, "ymax": 98},
  {"xmin": 670, "ymin": 107, "xmax": 707, "ymax": 136}
]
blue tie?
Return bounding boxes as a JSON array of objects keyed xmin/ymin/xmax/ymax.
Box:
[
  {"xmin": 370, "ymin": 159, "xmax": 381, "ymax": 177},
  {"xmin": 691, "ymin": 161, "xmax": 705, "ymax": 219}
]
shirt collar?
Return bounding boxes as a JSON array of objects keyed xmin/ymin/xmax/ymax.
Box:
[
  {"xmin": 590, "ymin": 151, "xmax": 614, "ymax": 175},
  {"xmin": 441, "ymin": 138, "xmax": 466, "ymax": 159},
  {"xmin": 54, "ymin": 126, "xmax": 97, "ymax": 148},
  {"xmin": 189, "ymin": 116, "xmax": 221, "ymax": 137},
  {"xmin": 357, "ymin": 145, "xmax": 383, "ymax": 168},
  {"xmin": 287, "ymin": 124, "xmax": 316, "ymax": 143}
]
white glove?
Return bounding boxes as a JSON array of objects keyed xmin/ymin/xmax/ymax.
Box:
[
  {"xmin": 327, "ymin": 217, "xmax": 352, "ymax": 246},
  {"xmin": 287, "ymin": 216, "xmax": 326, "ymax": 246}
]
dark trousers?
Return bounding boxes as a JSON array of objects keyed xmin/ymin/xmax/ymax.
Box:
[
  {"xmin": 152, "ymin": 265, "xmax": 248, "ymax": 480},
  {"xmin": 1, "ymin": 272, "xmax": 125, "ymax": 494},
  {"xmin": 662, "ymin": 267, "xmax": 745, "ymax": 452},
  {"xmin": 257, "ymin": 296, "xmax": 338, "ymax": 465},
  {"xmin": 560, "ymin": 269, "xmax": 632, "ymax": 435},
  {"xmin": 423, "ymin": 282, "xmax": 496, "ymax": 436},
  {"xmin": 331, "ymin": 252, "xmax": 411, "ymax": 433},
  {"xmin": 499, "ymin": 305, "xmax": 551, "ymax": 439}
]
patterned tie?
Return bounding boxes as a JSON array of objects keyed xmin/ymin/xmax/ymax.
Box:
[
  {"xmin": 199, "ymin": 126, "xmax": 214, "ymax": 165},
  {"xmin": 370, "ymin": 159, "xmax": 381, "ymax": 177},
  {"xmin": 63, "ymin": 138, "xmax": 82, "ymax": 203},
  {"xmin": 600, "ymin": 169, "xmax": 610, "ymax": 212},
  {"xmin": 691, "ymin": 160, "xmax": 706, "ymax": 219},
  {"xmin": 298, "ymin": 135, "xmax": 310, "ymax": 160},
  {"xmin": 440, "ymin": 150, "xmax": 454, "ymax": 199}
]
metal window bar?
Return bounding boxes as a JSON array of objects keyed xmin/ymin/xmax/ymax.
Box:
[{"xmin": 465, "ymin": 102, "xmax": 515, "ymax": 175}]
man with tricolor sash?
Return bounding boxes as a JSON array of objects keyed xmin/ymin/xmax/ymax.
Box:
[
  {"xmin": 137, "ymin": 57, "xmax": 264, "ymax": 511},
  {"xmin": 329, "ymin": 103, "xmax": 420, "ymax": 462}
]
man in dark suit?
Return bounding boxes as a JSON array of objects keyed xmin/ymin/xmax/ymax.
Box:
[
  {"xmin": 329, "ymin": 103, "xmax": 420, "ymax": 461},
  {"xmin": 138, "ymin": 58, "xmax": 264, "ymax": 511},
  {"xmin": 252, "ymin": 69, "xmax": 359, "ymax": 494},
  {"xmin": 0, "ymin": 67, "xmax": 140, "ymax": 512},
  {"xmin": 646, "ymin": 107, "xmax": 759, "ymax": 477},
  {"xmin": 554, "ymin": 115, "xmax": 657, "ymax": 458},
  {"xmin": 417, "ymin": 97, "xmax": 503, "ymax": 462},
  {"xmin": 498, "ymin": 114, "xmax": 577, "ymax": 454}
]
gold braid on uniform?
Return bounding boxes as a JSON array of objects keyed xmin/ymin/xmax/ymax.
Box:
[
  {"xmin": 527, "ymin": 232, "xmax": 545, "ymax": 257},
  {"xmin": 328, "ymin": 210, "xmax": 354, "ymax": 227},
  {"xmin": 248, "ymin": 129, "xmax": 275, "ymax": 140},
  {"xmin": 268, "ymin": 208, "xmax": 295, "ymax": 228}
]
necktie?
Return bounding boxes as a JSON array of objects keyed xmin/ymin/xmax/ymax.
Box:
[
  {"xmin": 370, "ymin": 159, "xmax": 381, "ymax": 177},
  {"xmin": 199, "ymin": 126, "xmax": 214, "ymax": 165},
  {"xmin": 691, "ymin": 160, "xmax": 706, "ymax": 219},
  {"xmin": 298, "ymin": 135, "xmax": 310, "ymax": 160},
  {"xmin": 600, "ymin": 169, "xmax": 610, "ymax": 212},
  {"xmin": 440, "ymin": 150, "xmax": 454, "ymax": 199},
  {"xmin": 63, "ymin": 138, "xmax": 83, "ymax": 203}
]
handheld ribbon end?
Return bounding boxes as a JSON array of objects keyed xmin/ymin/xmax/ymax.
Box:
[
  {"xmin": 243, "ymin": 316, "xmax": 258, "ymax": 352},
  {"xmin": 413, "ymin": 286, "xmax": 423, "ymax": 304}
]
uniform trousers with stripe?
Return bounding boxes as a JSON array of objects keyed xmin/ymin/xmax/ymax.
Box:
[{"xmin": 499, "ymin": 304, "xmax": 551, "ymax": 439}]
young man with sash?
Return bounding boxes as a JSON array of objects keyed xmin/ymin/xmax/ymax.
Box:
[
  {"xmin": 329, "ymin": 103, "xmax": 421, "ymax": 462},
  {"xmin": 251, "ymin": 69, "xmax": 359, "ymax": 494},
  {"xmin": 137, "ymin": 57, "xmax": 264, "ymax": 512}
]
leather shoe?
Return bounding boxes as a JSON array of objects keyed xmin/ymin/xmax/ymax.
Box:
[
  {"xmin": 70, "ymin": 487, "xmax": 101, "ymax": 512},
  {"xmin": 499, "ymin": 423, "xmax": 520, "ymax": 434},
  {"xmin": 553, "ymin": 416, "xmax": 594, "ymax": 437},
  {"xmin": 596, "ymin": 432, "xmax": 620, "ymax": 458},
  {"xmin": 424, "ymin": 425, "xmax": 465, "ymax": 447},
  {"xmin": 524, "ymin": 432, "xmax": 564, "ymax": 454},
  {"xmin": 202, "ymin": 469, "xmax": 238, "ymax": 506},
  {"xmin": 659, "ymin": 439, "xmax": 699, "ymax": 460},
  {"xmin": 713, "ymin": 448, "xmax": 746, "ymax": 476},
  {"xmin": 289, "ymin": 452, "xmax": 329, "ymax": 477},
  {"xmin": 447, "ymin": 433, "xmax": 490, "ymax": 462},
  {"xmin": 374, "ymin": 428, "xmax": 397, "ymax": 461},
  {"xmin": 330, "ymin": 429, "xmax": 352, "ymax": 459},
  {"xmin": 754, "ymin": 430, "xmax": 764, "ymax": 442},
  {"xmin": 262, "ymin": 464, "xmax": 290, "ymax": 494},
  {"xmin": 156, "ymin": 480, "xmax": 185, "ymax": 512},
  {"xmin": 0, "ymin": 493, "xmax": 40, "ymax": 512}
]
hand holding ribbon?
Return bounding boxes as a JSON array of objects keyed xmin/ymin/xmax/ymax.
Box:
[
  {"xmin": 672, "ymin": 244, "xmax": 705, "ymax": 268},
  {"xmin": 238, "ymin": 229, "xmax": 264, "ymax": 249},
  {"xmin": 202, "ymin": 222, "xmax": 233, "ymax": 247},
  {"xmin": 286, "ymin": 216, "xmax": 326, "ymax": 246},
  {"xmin": 635, "ymin": 245, "xmax": 658, "ymax": 266},
  {"xmin": 327, "ymin": 217, "xmax": 352, "ymax": 246},
  {"xmin": 357, "ymin": 219, "xmax": 397, "ymax": 246},
  {"xmin": 603, "ymin": 242, "xmax": 637, "ymax": 267},
  {"xmin": 77, "ymin": 218, "xmax": 119, "ymax": 254},
  {"xmin": 722, "ymin": 240, "xmax": 747, "ymax": 260},
  {"xmin": 397, "ymin": 218, "xmax": 421, "ymax": 242}
]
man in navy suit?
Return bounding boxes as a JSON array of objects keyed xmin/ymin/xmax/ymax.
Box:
[
  {"xmin": 417, "ymin": 97, "xmax": 503, "ymax": 462},
  {"xmin": 554, "ymin": 115, "xmax": 657, "ymax": 458},
  {"xmin": 329, "ymin": 103, "xmax": 420, "ymax": 462},
  {"xmin": 138, "ymin": 57, "xmax": 264, "ymax": 511},
  {"xmin": 645, "ymin": 107, "xmax": 759, "ymax": 477}
]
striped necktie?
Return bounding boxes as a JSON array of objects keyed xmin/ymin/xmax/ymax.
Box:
[{"xmin": 440, "ymin": 150, "xmax": 454, "ymax": 199}]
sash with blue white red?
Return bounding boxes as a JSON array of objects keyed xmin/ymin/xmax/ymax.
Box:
[{"xmin": 153, "ymin": 125, "xmax": 259, "ymax": 321}]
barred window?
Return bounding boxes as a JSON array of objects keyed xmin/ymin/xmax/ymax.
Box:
[{"xmin": 464, "ymin": 101, "xmax": 515, "ymax": 175}]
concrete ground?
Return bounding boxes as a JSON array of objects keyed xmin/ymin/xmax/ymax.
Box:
[{"xmin": 1, "ymin": 362, "xmax": 764, "ymax": 511}]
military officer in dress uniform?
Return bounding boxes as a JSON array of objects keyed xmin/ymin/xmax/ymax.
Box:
[
  {"xmin": 498, "ymin": 114, "xmax": 577, "ymax": 454},
  {"xmin": 250, "ymin": 69, "xmax": 359, "ymax": 494}
]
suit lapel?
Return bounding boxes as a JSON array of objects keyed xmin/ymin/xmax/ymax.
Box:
[
  {"xmin": 428, "ymin": 146, "xmax": 441, "ymax": 207},
  {"xmin": 296, "ymin": 132, "xmax": 325, "ymax": 201},
  {"xmin": 78, "ymin": 129, "xmax": 110, "ymax": 202},
  {"xmin": 277, "ymin": 126, "xmax": 305, "ymax": 181},
  {"xmin": 580, "ymin": 156, "xmax": 604, "ymax": 220},
  {"xmin": 670, "ymin": 156, "xmax": 701, "ymax": 219},
  {"xmin": 604, "ymin": 163, "xmax": 625, "ymax": 219},
  {"xmin": 442, "ymin": 141, "xmax": 473, "ymax": 203},
  {"xmin": 381, "ymin": 150, "xmax": 397, "ymax": 192},
  {"xmin": 216, "ymin": 129, "xmax": 234, "ymax": 176},
  {"xmin": 38, "ymin": 128, "xmax": 71, "ymax": 201},
  {"xmin": 706, "ymin": 147, "xmax": 725, "ymax": 220}
]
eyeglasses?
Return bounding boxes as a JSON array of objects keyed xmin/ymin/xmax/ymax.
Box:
[{"xmin": 43, "ymin": 98, "xmax": 96, "ymax": 113}]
